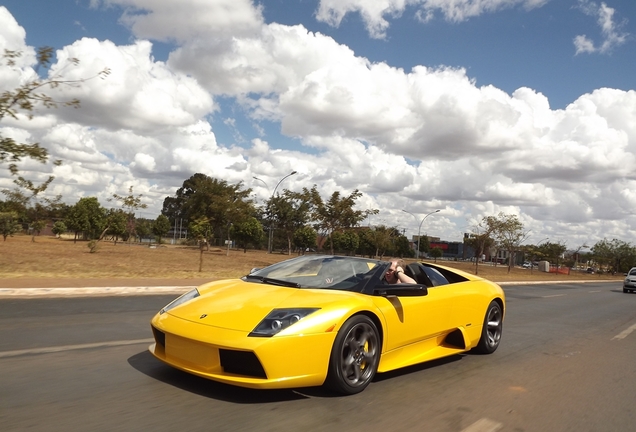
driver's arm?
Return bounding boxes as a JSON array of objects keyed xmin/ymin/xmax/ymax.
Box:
[{"xmin": 395, "ymin": 267, "xmax": 416, "ymax": 284}]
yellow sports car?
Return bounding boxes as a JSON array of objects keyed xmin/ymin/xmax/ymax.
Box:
[{"xmin": 149, "ymin": 255, "xmax": 504, "ymax": 395}]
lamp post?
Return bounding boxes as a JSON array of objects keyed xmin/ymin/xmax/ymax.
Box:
[
  {"xmin": 254, "ymin": 171, "xmax": 297, "ymax": 254},
  {"xmin": 531, "ymin": 237, "xmax": 549, "ymax": 274},
  {"xmin": 402, "ymin": 209, "xmax": 440, "ymax": 259}
]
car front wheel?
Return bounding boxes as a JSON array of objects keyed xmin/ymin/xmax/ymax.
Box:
[
  {"xmin": 325, "ymin": 315, "xmax": 380, "ymax": 395},
  {"xmin": 474, "ymin": 301, "xmax": 503, "ymax": 354}
]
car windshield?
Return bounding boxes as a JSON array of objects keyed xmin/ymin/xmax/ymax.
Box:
[
  {"xmin": 243, "ymin": 255, "xmax": 383, "ymax": 292},
  {"xmin": 629, "ymin": 269, "xmax": 636, "ymax": 276}
]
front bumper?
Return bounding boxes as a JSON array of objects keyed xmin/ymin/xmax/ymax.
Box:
[
  {"xmin": 149, "ymin": 312, "xmax": 337, "ymax": 389},
  {"xmin": 624, "ymin": 279, "xmax": 636, "ymax": 289}
]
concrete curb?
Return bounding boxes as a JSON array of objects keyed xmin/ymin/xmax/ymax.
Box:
[
  {"xmin": 0, "ymin": 279, "xmax": 621, "ymax": 298},
  {"xmin": 0, "ymin": 286, "xmax": 196, "ymax": 298},
  {"xmin": 498, "ymin": 280, "xmax": 619, "ymax": 286}
]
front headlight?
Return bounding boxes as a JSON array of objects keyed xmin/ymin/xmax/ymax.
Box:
[
  {"xmin": 249, "ymin": 308, "xmax": 319, "ymax": 337},
  {"xmin": 160, "ymin": 289, "xmax": 200, "ymax": 314}
]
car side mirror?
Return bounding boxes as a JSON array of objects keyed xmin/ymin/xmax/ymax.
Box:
[{"xmin": 373, "ymin": 284, "xmax": 428, "ymax": 297}]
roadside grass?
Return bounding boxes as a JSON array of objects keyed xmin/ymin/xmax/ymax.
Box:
[{"xmin": 0, "ymin": 234, "xmax": 622, "ymax": 284}]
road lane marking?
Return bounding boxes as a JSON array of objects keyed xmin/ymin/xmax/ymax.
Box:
[
  {"xmin": 461, "ymin": 418, "xmax": 503, "ymax": 432},
  {"xmin": 0, "ymin": 338, "xmax": 154, "ymax": 358},
  {"xmin": 612, "ymin": 323, "xmax": 636, "ymax": 340},
  {"xmin": 542, "ymin": 294, "xmax": 565, "ymax": 298}
]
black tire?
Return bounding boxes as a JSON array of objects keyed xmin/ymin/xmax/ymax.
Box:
[
  {"xmin": 325, "ymin": 315, "xmax": 380, "ymax": 395},
  {"xmin": 474, "ymin": 301, "xmax": 503, "ymax": 354},
  {"xmin": 624, "ymin": 288, "xmax": 629, "ymax": 293}
]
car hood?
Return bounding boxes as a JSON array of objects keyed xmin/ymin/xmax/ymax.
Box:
[{"xmin": 165, "ymin": 279, "xmax": 358, "ymax": 332}]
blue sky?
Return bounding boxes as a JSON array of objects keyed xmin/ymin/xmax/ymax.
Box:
[
  {"xmin": 7, "ymin": 0, "xmax": 634, "ymax": 110},
  {"xmin": 1, "ymin": 0, "xmax": 635, "ymax": 248}
]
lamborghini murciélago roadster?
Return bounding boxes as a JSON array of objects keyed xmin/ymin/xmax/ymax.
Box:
[{"xmin": 149, "ymin": 255, "xmax": 505, "ymax": 395}]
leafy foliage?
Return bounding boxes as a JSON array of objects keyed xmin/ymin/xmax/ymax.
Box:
[
  {"xmin": 0, "ymin": 211, "xmax": 20, "ymax": 241},
  {"xmin": 1, "ymin": 47, "xmax": 109, "ymax": 176},
  {"xmin": 64, "ymin": 197, "xmax": 106, "ymax": 241},
  {"xmin": 293, "ymin": 225, "xmax": 317, "ymax": 252},
  {"xmin": 312, "ymin": 188, "xmax": 378, "ymax": 254},
  {"xmin": 430, "ymin": 247, "xmax": 443, "ymax": 262},
  {"xmin": 231, "ymin": 217, "xmax": 264, "ymax": 252},
  {"xmin": 152, "ymin": 215, "xmax": 171, "ymax": 242},
  {"xmin": 489, "ymin": 212, "xmax": 529, "ymax": 273},
  {"xmin": 110, "ymin": 186, "xmax": 148, "ymax": 243},
  {"xmin": 591, "ymin": 238, "xmax": 636, "ymax": 273},
  {"xmin": 331, "ymin": 230, "xmax": 360, "ymax": 256},
  {"xmin": 52, "ymin": 221, "xmax": 67, "ymax": 237},
  {"xmin": 162, "ymin": 174, "xmax": 255, "ymax": 244}
]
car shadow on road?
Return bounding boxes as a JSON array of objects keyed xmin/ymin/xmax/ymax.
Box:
[{"xmin": 127, "ymin": 350, "xmax": 336, "ymax": 403}]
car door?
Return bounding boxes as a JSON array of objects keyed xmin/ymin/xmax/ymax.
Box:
[{"xmin": 373, "ymin": 264, "xmax": 458, "ymax": 352}]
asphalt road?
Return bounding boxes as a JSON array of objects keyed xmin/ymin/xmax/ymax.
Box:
[{"xmin": 1, "ymin": 281, "xmax": 635, "ymax": 432}]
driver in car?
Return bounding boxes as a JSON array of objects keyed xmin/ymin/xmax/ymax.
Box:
[{"xmin": 385, "ymin": 259, "xmax": 417, "ymax": 284}]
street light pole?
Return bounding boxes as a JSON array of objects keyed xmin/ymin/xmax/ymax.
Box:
[
  {"xmin": 531, "ymin": 237, "xmax": 549, "ymax": 274},
  {"xmin": 402, "ymin": 209, "xmax": 440, "ymax": 259},
  {"xmin": 257, "ymin": 171, "xmax": 297, "ymax": 254}
]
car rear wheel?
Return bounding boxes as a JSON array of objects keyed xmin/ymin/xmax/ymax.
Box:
[
  {"xmin": 474, "ymin": 301, "xmax": 503, "ymax": 354},
  {"xmin": 325, "ymin": 315, "xmax": 380, "ymax": 395}
]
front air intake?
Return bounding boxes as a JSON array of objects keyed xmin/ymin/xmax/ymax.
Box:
[
  {"xmin": 219, "ymin": 349, "xmax": 267, "ymax": 378},
  {"xmin": 151, "ymin": 326, "xmax": 165, "ymax": 347}
]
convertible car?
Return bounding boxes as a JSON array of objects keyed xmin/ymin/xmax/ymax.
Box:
[{"xmin": 149, "ymin": 255, "xmax": 505, "ymax": 395}]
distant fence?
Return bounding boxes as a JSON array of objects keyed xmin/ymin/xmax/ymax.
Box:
[{"xmin": 549, "ymin": 265, "xmax": 570, "ymax": 275}]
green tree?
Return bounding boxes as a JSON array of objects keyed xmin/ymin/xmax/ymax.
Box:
[
  {"xmin": 162, "ymin": 174, "xmax": 255, "ymax": 245},
  {"xmin": 188, "ymin": 216, "xmax": 212, "ymax": 272},
  {"xmin": 331, "ymin": 230, "xmax": 360, "ymax": 256},
  {"xmin": 29, "ymin": 219, "xmax": 46, "ymax": 241},
  {"xmin": 104, "ymin": 209, "xmax": 128, "ymax": 244},
  {"xmin": 417, "ymin": 235, "xmax": 431, "ymax": 255},
  {"xmin": 1, "ymin": 188, "xmax": 29, "ymax": 227},
  {"xmin": 489, "ymin": 212, "xmax": 528, "ymax": 273},
  {"xmin": 591, "ymin": 239, "xmax": 636, "ymax": 274},
  {"xmin": 268, "ymin": 189, "xmax": 316, "ymax": 254},
  {"xmin": 231, "ymin": 217, "xmax": 264, "ymax": 253},
  {"xmin": 293, "ymin": 225, "xmax": 317, "ymax": 254},
  {"xmin": 357, "ymin": 225, "xmax": 396, "ymax": 258},
  {"xmin": 312, "ymin": 188, "xmax": 378, "ymax": 254},
  {"xmin": 430, "ymin": 246, "xmax": 443, "ymax": 262},
  {"xmin": 536, "ymin": 241, "xmax": 567, "ymax": 273},
  {"xmin": 110, "ymin": 186, "xmax": 148, "ymax": 244},
  {"xmin": 135, "ymin": 218, "xmax": 152, "ymax": 242},
  {"xmin": 468, "ymin": 215, "xmax": 500, "ymax": 275},
  {"xmin": 0, "ymin": 212, "xmax": 20, "ymax": 241},
  {"xmin": 52, "ymin": 221, "xmax": 67, "ymax": 237},
  {"xmin": 152, "ymin": 215, "xmax": 171, "ymax": 243},
  {"xmin": 394, "ymin": 234, "xmax": 413, "ymax": 258},
  {"xmin": 64, "ymin": 197, "xmax": 106, "ymax": 242}
]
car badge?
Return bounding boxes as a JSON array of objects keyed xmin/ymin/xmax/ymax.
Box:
[{"xmin": 200, "ymin": 314, "xmax": 207, "ymax": 319}]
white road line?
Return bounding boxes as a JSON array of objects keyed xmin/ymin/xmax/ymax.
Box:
[
  {"xmin": 612, "ymin": 323, "xmax": 636, "ymax": 340},
  {"xmin": 542, "ymin": 294, "xmax": 565, "ymax": 298},
  {"xmin": 0, "ymin": 338, "xmax": 154, "ymax": 358},
  {"xmin": 461, "ymin": 418, "xmax": 503, "ymax": 432}
]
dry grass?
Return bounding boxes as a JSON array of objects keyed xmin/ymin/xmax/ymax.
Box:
[{"xmin": 0, "ymin": 234, "xmax": 622, "ymax": 284}]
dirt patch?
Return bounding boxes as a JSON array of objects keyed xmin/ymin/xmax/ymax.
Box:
[{"xmin": 0, "ymin": 234, "xmax": 622, "ymax": 288}]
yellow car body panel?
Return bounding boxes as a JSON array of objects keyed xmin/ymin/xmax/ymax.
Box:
[
  {"xmin": 150, "ymin": 280, "xmax": 383, "ymax": 389},
  {"xmin": 149, "ymin": 259, "xmax": 505, "ymax": 391}
]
